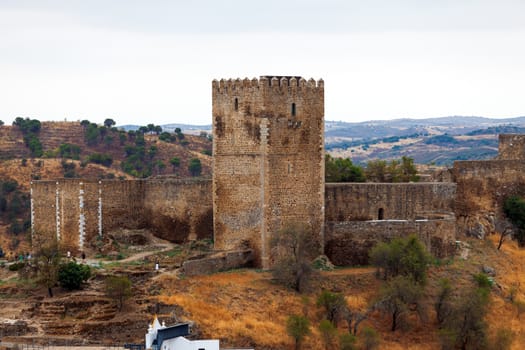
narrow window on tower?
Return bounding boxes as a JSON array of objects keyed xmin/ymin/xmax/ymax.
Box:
[
  {"xmin": 234, "ymin": 98, "xmax": 239, "ymax": 111},
  {"xmin": 291, "ymin": 102, "xmax": 296, "ymax": 117}
]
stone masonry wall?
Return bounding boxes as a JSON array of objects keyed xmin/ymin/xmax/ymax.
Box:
[
  {"xmin": 144, "ymin": 178, "xmax": 212, "ymax": 243},
  {"xmin": 324, "ymin": 182, "xmax": 457, "ymax": 265},
  {"xmin": 325, "ymin": 217, "xmax": 456, "ymax": 266},
  {"xmin": 325, "ymin": 182, "xmax": 456, "ymax": 221},
  {"xmin": 454, "ymin": 160, "xmax": 525, "ymax": 237},
  {"xmin": 498, "ymin": 134, "xmax": 525, "ymax": 160},
  {"xmin": 212, "ymin": 76, "xmax": 324, "ymax": 268},
  {"xmin": 31, "ymin": 178, "xmax": 212, "ymax": 252}
]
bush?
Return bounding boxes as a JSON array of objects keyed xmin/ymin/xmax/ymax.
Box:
[
  {"xmin": 361, "ymin": 327, "xmax": 380, "ymax": 350},
  {"xmin": 58, "ymin": 143, "xmax": 81, "ymax": 160},
  {"xmin": 503, "ymin": 195, "xmax": 525, "ymax": 246},
  {"xmin": 58, "ymin": 261, "xmax": 91, "ymax": 290},
  {"xmin": 317, "ymin": 290, "xmax": 346, "ymax": 325},
  {"xmin": 8, "ymin": 261, "xmax": 26, "ymax": 271},
  {"xmin": 339, "ymin": 333, "xmax": 357, "ymax": 350},
  {"xmin": 105, "ymin": 275, "xmax": 132, "ymax": 311},
  {"xmin": 369, "ymin": 234, "xmax": 431, "ymax": 284},
  {"xmin": 2, "ymin": 180, "xmax": 18, "ymax": 194},
  {"xmin": 188, "ymin": 158, "xmax": 202, "ymax": 176},
  {"xmin": 87, "ymin": 153, "xmax": 113, "ymax": 167},
  {"xmin": 271, "ymin": 222, "xmax": 319, "ymax": 293},
  {"xmin": 286, "ymin": 314, "xmax": 310, "ymax": 350}
]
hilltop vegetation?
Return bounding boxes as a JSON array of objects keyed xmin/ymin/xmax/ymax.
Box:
[{"xmin": 0, "ymin": 118, "xmax": 212, "ymax": 255}]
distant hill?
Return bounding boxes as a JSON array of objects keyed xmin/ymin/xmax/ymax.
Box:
[
  {"xmin": 119, "ymin": 123, "xmax": 212, "ymax": 135},
  {"xmin": 122, "ymin": 116, "xmax": 525, "ymax": 166},
  {"xmin": 325, "ymin": 116, "xmax": 525, "ymax": 165}
]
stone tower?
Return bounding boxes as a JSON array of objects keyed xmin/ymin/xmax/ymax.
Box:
[{"xmin": 212, "ymin": 76, "xmax": 325, "ymax": 268}]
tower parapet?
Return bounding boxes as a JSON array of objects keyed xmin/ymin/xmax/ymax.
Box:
[{"xmin": 212, "ymin": 76, "xmax": 325, "ymax": 268}]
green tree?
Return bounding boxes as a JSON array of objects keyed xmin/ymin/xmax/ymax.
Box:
[
  {"xmin": 366, "ymin": 157, "xmax": 419, "ymax": 183},
  {"xmin": 26, "ymin": 134, "xmax": 43, "ymax": 157},
  {"xmin": 365, "ymin": 160, "xmax": 387, "ymax": 182},
  {"xmin": 103, "ymin": 118, "xmax": 116, "ymax": 128},
  {"xmin": 369, "ymin": 235, "xmax": 431, "ymax": 284},
  {"xmin": 361, "ymin": 327, "xmax": 380, "ymax": 350},
  {"xmin": 170, "ymin": 157, "xmax": 181, "ymax": 169},
  {"xmin": 376, "ymin": 275, "xmax": 423, "ymax": 331},
  {"xmin": 0, "ymin": 120, "xmax": 4, "ymax": 126},
  {"xmin": 435, "ymin": 278, "xmax": 453, "ymax": 327},
  {"xmin": 503, "ymin": 195, "xmax": 525, "ymax": 246},
  {"xmin": 339, "ymin": 333, "xmax": 357, "ymax": 350},
  {"xmin": 58, "ymin": 261, "xmax": 91, "ymax": 290},
  {"xmin": 318, "ymin": 319, "xmax": 337, "ymax": 350},
  {"xmin": 399, "ymin": 156, "xmax": 419, "ymax": 182},
  {"xmin": 105, "ymin": 275, "xmax": 132, "ymax": 311},
  {"xmin": 104, "ymin": 135, "xmax": 114, "ymax": 148},
  {"xmin": 159, "ymin": 132, "xmax": 173, "ymax": 142},
  {"xmin": 271, "ymin": 222, "xmax": 319, "ymax": 293},
  {"xmin": 188, "ymin": 158, "xmax": 202, "ymax": 176},
  {"xmin": 325, "ymin": 154, "xmax": 365, "ymax": 182},
  {"xmin": 440, "ymin": 287, "xmax": 490, "ymax": 350},
  {"xmin": 286, "ymin": 314, "xmax": 310, "ymax": 350},
  {"xmin": 35, "ymin": 243, "xmax": 62, "ymax": 297},
  {"xmin": 317, "ymin": 290, "xmax": 347, "ymax": 325},
  {"xmin": 85, "ymin": 123, "xmax": 101, "ymax": 146}
]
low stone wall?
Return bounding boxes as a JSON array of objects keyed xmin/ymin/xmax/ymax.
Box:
[
  {"xmin": 324, "ymin": 217, "xmax": 456, "ymax": 266},
  {"xmin": 182, "ymin": 249, "xmax": 254, "ymax": 276},
  {"xmin": 325, "ymin": 182, "xmax": 456, "ymax": 221}
]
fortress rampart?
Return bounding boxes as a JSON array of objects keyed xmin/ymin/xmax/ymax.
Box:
[
  {"xmin": 32, "ymin": 179, "xmax": 457, "ymax": 264},
  {"xmin": 325, "ymin": 182, "xmax": 456, "ymax": 221},
  {"xmin": 31, "ymin": 178, "xmax": 212, "ymax": 252}
]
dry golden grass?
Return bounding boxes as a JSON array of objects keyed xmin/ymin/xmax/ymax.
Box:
[{"xmin": 154, "ymin": 239, "xmax": 525, "ymax": 350}]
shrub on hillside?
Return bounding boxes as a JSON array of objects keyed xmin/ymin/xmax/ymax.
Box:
[
  {"xmin": 87, "ymin": 153, "xmax": 113, "ymax": 167},
  {"xmin": 369, "ymin": 234, "xmax": 431, "ymax": 284},
  {"xmin": 58, "ymin": 261, "xmax": 91, "ymax": 290}
]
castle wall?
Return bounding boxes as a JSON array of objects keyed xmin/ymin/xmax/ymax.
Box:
[
  {"xmin": 31, "ymin": 178, "xmax": 212, "ymax": 252},
  {"xmin": 31, "ymin": 181, "xmax": 57, "ymax": 247},
  {"xmin": 324, "ymin": 217, "xmax": 456, "ymax": 266},
  {"xmin": 454, "ymin": 160, "xmax": 525, "ymax": 237},
  {"xmin": 212, "ymin": 77, "xmax": 324, "ymax": 268},
  {"xmin": 498, "ymin": 134, "xmax": 525, "ymax": 160},
  {"xmin": 325, "ymin": 182, "xmax": 456, "ymax": 221},
  {"xmin": 100, "ymin": 180, "xmax": 146, "ymax": 233},
  {"xmin": 144, "ymin": 178, "xmax": 212, "ymax": 243}
]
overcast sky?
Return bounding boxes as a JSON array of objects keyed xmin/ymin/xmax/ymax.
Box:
[{"xmin": 1, "ymin": 0, "xmax": 524, "ymax": 126}]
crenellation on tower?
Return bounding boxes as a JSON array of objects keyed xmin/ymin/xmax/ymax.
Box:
[{"xmin": 212, "ymin": 76, "xmax": 325, "ymax": 95}]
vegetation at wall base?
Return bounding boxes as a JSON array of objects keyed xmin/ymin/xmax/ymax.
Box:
[{"xmin": 503, "ymin": 195, "xmax": 525, "ymax": 246}]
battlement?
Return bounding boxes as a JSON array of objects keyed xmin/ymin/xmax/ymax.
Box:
[
  {"xmin": 498, "ymin": 134, "xmax": 525, "ymax": 160},
  {"xmin": 212, "ymin": 76, "xmax": 324, "ymax": 94}
]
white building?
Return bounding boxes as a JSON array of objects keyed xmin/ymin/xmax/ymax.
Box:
[{"xmin": 145, "ymin": 316, "xmax": 219, "ymax": 350}]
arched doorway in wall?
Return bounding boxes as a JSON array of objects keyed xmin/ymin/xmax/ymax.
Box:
[{"xmin": 378, "ymin": 208, "xmax": 384, "ymax": 220}]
